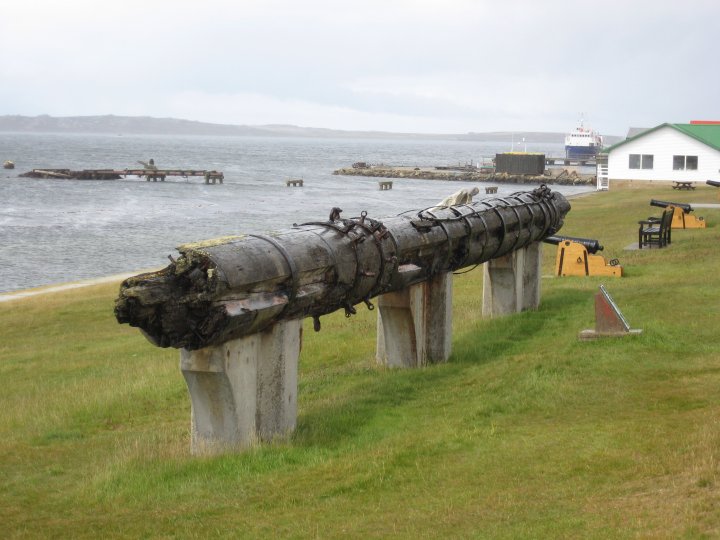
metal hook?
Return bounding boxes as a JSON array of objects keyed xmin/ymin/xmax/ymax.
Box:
[{"xmin": 329, "ymin": 207, "xmax": 343, "ymax": 222}]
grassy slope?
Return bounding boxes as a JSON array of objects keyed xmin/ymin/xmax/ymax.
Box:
[{"xmin": 1, "ymin": 184, "xmax": 718, "ymax": 538}]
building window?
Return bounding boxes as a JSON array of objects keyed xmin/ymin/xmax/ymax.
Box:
[
  {"xmin": 629, "ymin": 154, "xmax": 654, "ymax": 169},
  {"xmin": 673, "ymin": 156, "xmax": 697, "ymax": 171},
  {"xmin": 674, "ymin": 155, "xmax": 698, "ymax": 170}
]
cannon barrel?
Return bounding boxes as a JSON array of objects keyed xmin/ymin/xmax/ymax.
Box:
[
  {"xmin": 706, "ymin": 180, "xmax": 720, "ymax": 188},
  {"xmin": 115, "ymin": 185, "xmax": 570, "ymax": 350},
  {"xmin": 542, "ymin": 235, "xmax": 603, "ymax": 254},
  {"xmin": 650, "ymin": 199, "xmax": 692, "ymax": 214}
]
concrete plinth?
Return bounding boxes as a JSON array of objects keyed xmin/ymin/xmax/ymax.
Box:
[
  {"xmin": 482, "ymin": 242, "xmax": 542, "ymax": 317},
  {"xmin": 376, "ymin": 272, "xmax": 452, "ymax": 367},
  {"xmin": 180, "ymin": 319, "xmax": 301, "ymax": 455}
]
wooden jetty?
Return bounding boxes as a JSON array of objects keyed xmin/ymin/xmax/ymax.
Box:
[
  {"xmin": 19, "ymin": 168, "xmax": 224, "ymax": 184},
  {"xmin": 545, "ymin": 157, "xmax": 597, "ymax": 167}
]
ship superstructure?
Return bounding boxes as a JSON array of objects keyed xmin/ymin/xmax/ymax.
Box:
[{"xmin": 565, "ymin": 118, "xmax": 603, "ymax": 159}]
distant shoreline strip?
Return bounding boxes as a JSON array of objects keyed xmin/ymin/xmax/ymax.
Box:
[{"xmin": 0, "ymin": 271, "xmax": 151, "ymax": 303}]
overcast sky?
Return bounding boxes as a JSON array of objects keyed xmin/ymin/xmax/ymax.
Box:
[{"xmin": 1, "ymin": 0, "xmax": 717, "ymax": 136}]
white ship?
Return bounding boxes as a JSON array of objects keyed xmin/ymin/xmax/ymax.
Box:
[{"xmin": 564, "ymin": 118, "xmax": 603, "ymax": 160}]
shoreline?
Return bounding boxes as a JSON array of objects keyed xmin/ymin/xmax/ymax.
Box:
[
  {"xmin": 333, "ymin": 165, "xmax": 596, "ymax": 186},
  {"xmin": 0, "ymin": 271, "xmax": 153, "ymax": 303}
]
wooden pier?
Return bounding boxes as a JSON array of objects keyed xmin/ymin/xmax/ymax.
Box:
[
  {"xmin": 19, "ymin": 168, "xmax": 224, "ymax": 184},
  {"xmin": 544, "ymin": 157, "xmax": 597, "ymax": 167}
]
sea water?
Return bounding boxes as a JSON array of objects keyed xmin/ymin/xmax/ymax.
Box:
[{"xmin": 0, "ymin": 132, "xmax": 591, "ymax": 293}]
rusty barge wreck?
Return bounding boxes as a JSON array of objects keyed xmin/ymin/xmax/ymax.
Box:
[{"xmin": 19, "ymin": 168, "xmax": 224, "ymax": 183}]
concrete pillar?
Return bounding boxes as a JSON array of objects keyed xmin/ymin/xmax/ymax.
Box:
[
  {"xmin": 376, "ymin": 272, "xmax": 452, "ymax": 368},
  {"xmin": 482, "ymin": 241, "xmax": 542, "ymax": 317},
  {"xmin": 179, "ymin": 318, "xmax": 301, "ymax": 455}
]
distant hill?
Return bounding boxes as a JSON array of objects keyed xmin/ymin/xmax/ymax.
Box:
[{"xmin": 0, "ymin": 114, "xmax": 622, "ymax": 144}]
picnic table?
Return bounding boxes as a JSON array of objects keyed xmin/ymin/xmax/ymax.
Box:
[{"xmin": 672, "ymin": 181, "xmax": 695, "ymax": 190}]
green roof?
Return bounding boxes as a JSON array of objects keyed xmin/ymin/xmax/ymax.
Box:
[{"xmin": 603, "ymin": 123, "xmax": 720, "ymax": 153}]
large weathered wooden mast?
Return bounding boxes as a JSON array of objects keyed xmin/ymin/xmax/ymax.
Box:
[{"xmin": 115, "ymin": 185, "xmax": 570, "ymax": 350}]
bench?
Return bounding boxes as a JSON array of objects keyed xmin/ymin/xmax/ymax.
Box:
[
  {"xmin": 638, "ymin": 206, "xmax": 674, "ymax": 249},
  {"xmin": 485, "ymin": 186, "xmax": 498, "ymax": 194},
  {"xmin": 672, "ymin": 181, "xmax": 695, "ymax": 190}
]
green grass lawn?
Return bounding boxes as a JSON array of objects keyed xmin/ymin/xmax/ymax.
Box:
[{"xmin": 1, "ymin": 183, "xmax": 719, "ymax": 538}]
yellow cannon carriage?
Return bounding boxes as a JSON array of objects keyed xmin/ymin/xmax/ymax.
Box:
[
  {"xmin": 543, "ymin": 235, "xmax": 622, "ymax": 278},
  {"xmin": 650, "ymin": 199, "xmax": 706, "ymax": 229}
]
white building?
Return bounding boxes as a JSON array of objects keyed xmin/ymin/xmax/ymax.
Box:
[{"xmin": 601, "ymin": 122, "xmax": 720, "ymax": 189}]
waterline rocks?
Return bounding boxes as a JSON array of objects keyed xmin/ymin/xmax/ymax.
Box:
[{"xmin": 333, "ymin": 165, "xmax": 594, "ymax": 186}]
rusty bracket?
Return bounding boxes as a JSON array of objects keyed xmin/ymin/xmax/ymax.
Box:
[{"xmin": 410, "ymin": 219, "xmax": 437, "ymax": 232}]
